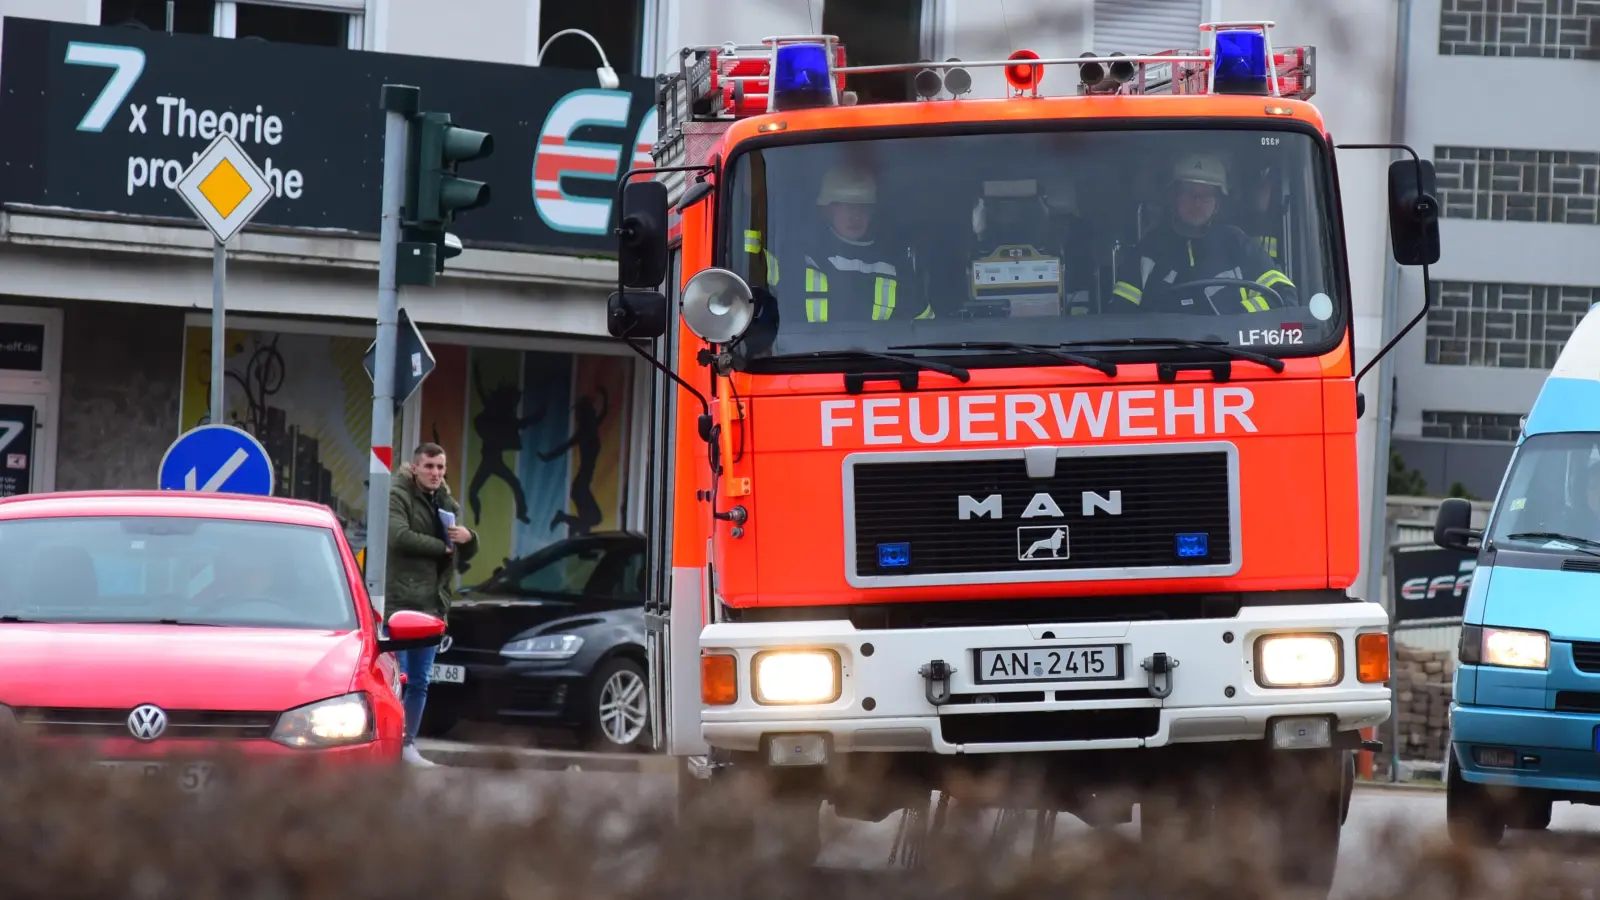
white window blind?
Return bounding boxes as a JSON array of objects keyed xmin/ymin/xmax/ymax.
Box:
[{"xmin": 1091, "ymin": 0, "xmax": 1203, "ymax": 54}]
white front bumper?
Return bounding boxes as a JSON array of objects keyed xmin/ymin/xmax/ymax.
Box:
[{"xmin": 701, "ymin": 602, "xmax": 1391, "ymax": 755}]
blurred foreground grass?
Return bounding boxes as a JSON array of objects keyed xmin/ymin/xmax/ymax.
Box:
[{"xmin": 2, "ymin": 735, "xmax": 1597, "ymax": 900}]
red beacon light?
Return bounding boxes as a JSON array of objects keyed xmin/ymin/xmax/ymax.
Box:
[{"xmin": 1004, "ymin": 49, "xmax": 1043, "ymax": 96}]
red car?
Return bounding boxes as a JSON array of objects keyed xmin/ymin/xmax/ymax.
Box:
[{"xmin": 0, "ymin": 490, "xmax": 445, "ymax": 787}]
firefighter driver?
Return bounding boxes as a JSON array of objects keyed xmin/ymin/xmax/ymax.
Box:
[
  {"xmin": 1111, "ymin": 152, "xmax": 1296, "ymax": 315},
  {"xmin": 798, "ymin": 164, "xmax": 934, "ymax": 324}
]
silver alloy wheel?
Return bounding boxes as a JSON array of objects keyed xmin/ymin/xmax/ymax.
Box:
[{"xmin": 598, "ymin": 668, "xmax": 648, "ymax": 746}]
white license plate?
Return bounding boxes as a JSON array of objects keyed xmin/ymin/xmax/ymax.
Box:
[
  {"xmin": 974, "ymin": 645, "xmax": 1121, "ymax": 684},
  {"xmin": 430, "ymin": 664, "xmax": 466, "ymax": 684},
  {"xmin": 97, "ymin": 760, "xmax": 217, "ymax": 793}
]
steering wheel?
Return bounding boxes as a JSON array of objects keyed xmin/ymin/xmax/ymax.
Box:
[{"xmin": 1143, "ymin": 277, "xmax": 1288, "ymax": 313}]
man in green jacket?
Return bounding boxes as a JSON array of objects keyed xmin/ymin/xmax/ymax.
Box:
[{"xmin": 387, "ymin": 442, "xmax": 479, "ymax": 765}]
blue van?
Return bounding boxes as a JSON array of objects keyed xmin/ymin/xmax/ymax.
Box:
[{"xmin": 1435, "ymin": 304, "xmax": 1600, "ymax": 844}]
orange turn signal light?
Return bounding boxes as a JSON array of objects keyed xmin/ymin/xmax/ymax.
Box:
[
  {"xmin": 1357, "ymin": 632, "xmax": 1390, "ymax": 683},
  {"xmin": 702, "ymin": 652, "xmax": 738, "ymax": 705}
]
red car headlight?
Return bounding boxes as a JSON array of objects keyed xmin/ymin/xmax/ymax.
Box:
[{"xmin": 270, "ymin": 692, "xmax": 374, "ymax": 748}]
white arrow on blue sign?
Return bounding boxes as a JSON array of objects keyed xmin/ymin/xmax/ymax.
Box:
[{"xmin": 157, "ymin": 424, "xmax": 275, "ymax": 496}]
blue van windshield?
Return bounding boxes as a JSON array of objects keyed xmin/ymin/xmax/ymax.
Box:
[{"xmin": 1488, "ymin": 432, "xmax": 1600, "ymax": 552}]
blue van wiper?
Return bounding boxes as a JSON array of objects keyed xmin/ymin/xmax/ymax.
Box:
[{"xmin": 1506, "ymin": 532, "xmax": 1600, "ymax": 558}]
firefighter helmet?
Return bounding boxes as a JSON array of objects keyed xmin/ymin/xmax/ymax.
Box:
[
  {"xmin": 1171, "ymin": 152, "xmax": 1229, "ymax": 195},
  {"xmin": 816, "ymin": 165, "xmax": 877, "ymax": 206}
]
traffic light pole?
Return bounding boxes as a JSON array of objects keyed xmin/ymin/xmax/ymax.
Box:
[{"xmin": 365, "ymin": 84, "xmax": 420, "ymax": 622}]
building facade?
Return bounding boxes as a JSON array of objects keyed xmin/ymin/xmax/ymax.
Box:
[
  {"xmin": 0, "ymin": 0, "xmax": 1405, "ymax": 596},
  {"xmin": 1392, "ymin": 0, "xmax": 1600, "ymax": 499},
  {"xmin": 0, "ymin": 0, "xmax": 661, "ymax": 583}
]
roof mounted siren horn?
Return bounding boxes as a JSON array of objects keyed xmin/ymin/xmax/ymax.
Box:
[
  {"xmin": 1203, "ymin": 21, "xmax": 1278, "ymax": 96},
  {"xmin": 1078, "ymin": 50, "xmax": 1134, "ymax": 94},
  {"xmin": 1004, "ymin": 49, "xmax": 1043, "ymax": 97},
  {"xmin": 913, "ymin": 58, "xmax": 943, "ymax": 99}
]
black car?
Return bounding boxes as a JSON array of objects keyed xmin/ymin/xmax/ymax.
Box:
[{"xmin": 420, "ymin": 531, "xmax": 650, "ymax": 752}]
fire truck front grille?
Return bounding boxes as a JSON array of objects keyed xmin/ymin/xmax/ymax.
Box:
[{"xmin": 846, "ymin": 447, "xmax": 1236, "ymax": 584}]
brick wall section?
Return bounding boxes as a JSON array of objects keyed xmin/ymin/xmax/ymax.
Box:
[
  {"xmin": 1421, "ymin": 410, "xmax": 1525, "ymax": 441},
  {"xmin": 1434, "ymin": 146, "xmax": 1600, "ymax": 225},
  {"xmin": 1426, "ymin": 280, "xmax": 1597, "ymax": 367},
  {"xmin": 1439, "ymin": 0, "xmax": 1600, "ymax": 59},
  {"xmin": 56, "ymin": 302, "xmax": 184, "ymax": 491}
]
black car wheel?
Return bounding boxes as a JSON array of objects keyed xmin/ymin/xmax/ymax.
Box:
[{"xmin": 586, "ymin": 657, "xmax": 650, "ymax": 751}]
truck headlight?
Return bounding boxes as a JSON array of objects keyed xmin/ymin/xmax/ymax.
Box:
[
  {"xmin": 1480, "ymin": 626, "xmax": 1548, "ymax": 670},
  {"xmin": 271, "ymin": 693, "xmax": 374, "ymax": 748},
  {"xmin": 752, "ymin": 650, "xmax": 841, "ymax": 705},
  {"xmin": 1255, "ymin": 634, "xmax": 1342, "ymax": 688},
  {"xmin": 501, "ymin": 634, "xmax": 584, "ymax": 660}
]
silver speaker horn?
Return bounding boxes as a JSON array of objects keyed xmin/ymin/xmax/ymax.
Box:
[{"xmin": 681, "ymin": 267, "xmax": 756, "ymax": 344}]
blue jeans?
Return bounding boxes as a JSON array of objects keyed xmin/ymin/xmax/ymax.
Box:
[{"xmin": 395, "ymin": 646, "xmax": 437, "ymax": 744}]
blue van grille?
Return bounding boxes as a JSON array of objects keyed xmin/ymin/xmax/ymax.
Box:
[
  {"xmin": 1555, "ymin": 691, "xmax": 1600, "ymax": 713},
  {"xmin": 1570, "ymin": 641, "xmax": 1600, "ymax": 674}
]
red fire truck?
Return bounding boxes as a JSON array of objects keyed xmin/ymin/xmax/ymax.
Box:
[{"xmin": 604, "ymin": 19, "xmax": 1441, "ymax": 891}]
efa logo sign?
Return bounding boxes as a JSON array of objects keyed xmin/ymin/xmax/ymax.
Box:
[
  {"xmin": 533, "ymin": 91, "xmax": 657, "ymax": 237},
  {"xmin": 1399, "ymin": 559, "xmax": 1475, "ymax": 603}
]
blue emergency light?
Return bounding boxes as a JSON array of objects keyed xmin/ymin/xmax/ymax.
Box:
[
  {"xmin": 770, "ymin": 42, "xmax": 837, "ymax": 111},
  {"xmin": 1175, "ymin": 532, "xmax": 1210, "ymax": 559},
  {"xmin": 878, "ymin": 542, "xmax": 911, "ymax": 568},
  {"xmin": 1212, "ymin": 30, "xmax": 1270, "ymax": 95}
]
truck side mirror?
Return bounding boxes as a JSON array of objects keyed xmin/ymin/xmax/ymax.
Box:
[
  {"xmin": 1434, "ymin": 497, "xmax": 1481, "ymax": 551},
  {"xmin": 1387, "ymin": 158, "xmax": 1441, "ymax": 267},
  {"xmin": 618, "ymin": 180, "xmax": 670, "ymax": 288},
  {"xmin": 607, "ymin": 289, "xmax": 668, "ymax": 340}
]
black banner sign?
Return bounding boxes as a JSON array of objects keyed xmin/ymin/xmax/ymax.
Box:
[
  {"xmin": 1389, "ymin": 543, "xmax": 1477, "ymax": 623},
  {"xmin": 0, "ymin": 322, "xmax": 45, "ymax": 372},
  {"xmin": 0, "ymin": 18, "xmax": 657, "ymax": 255},
  {"xmin": 0, "ymin": 404, "xmax": 37, "ymax": 497}
]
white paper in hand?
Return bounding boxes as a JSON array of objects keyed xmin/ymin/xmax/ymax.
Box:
[{"xmin": 438, "ymin": 509, "xmax": 456, "ymax": 547}]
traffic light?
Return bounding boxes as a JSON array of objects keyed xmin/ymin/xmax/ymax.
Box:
[
  {"xmin": 411, "ymin": 111, "xmax": 493, "ymax": 225},
  {"xmin": 398, "ymin": 109, "xmax": 492, "ymax": 286}
]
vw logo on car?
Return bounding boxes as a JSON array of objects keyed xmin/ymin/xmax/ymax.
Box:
[{"xmin": 126, "ymin": 704, "xmax": 168, "ymax": 741}]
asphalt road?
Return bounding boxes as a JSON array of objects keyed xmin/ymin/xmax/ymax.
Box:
[{"xmin": 412, "ymin": 766, "xmax": 1600, "ymax": 894}]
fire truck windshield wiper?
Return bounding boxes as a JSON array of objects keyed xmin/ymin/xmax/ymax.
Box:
[
  {"xmin": 1053, "ymin": 338, "xmax": 1286, "ymax": 374},
  {"xmin": 762, "ymin": 349, "xmax": 971, "ymax": 382},
  {"xmin": 889, "ymin": 342, "xmax": 1117, "ymax": 376}
]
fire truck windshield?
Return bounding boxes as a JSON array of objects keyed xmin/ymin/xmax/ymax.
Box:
[{"xmin": 722, "ymin": 126, "xmax": 1344, "ymax": 371}]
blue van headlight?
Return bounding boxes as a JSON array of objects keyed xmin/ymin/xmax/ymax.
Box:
[{"xmin": 1464, "ymin": 625, "xmax": 1549, "ymax": 670}]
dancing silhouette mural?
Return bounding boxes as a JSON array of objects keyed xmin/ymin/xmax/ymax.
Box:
[{"xmin": 420, "ymin": 344, "xmax": 633, "ymax": 585}]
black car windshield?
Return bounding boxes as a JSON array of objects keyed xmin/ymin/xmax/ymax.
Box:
[
  {"xmin": 723, "ymin": 126, "xmax": 1341, "ymax": 370},
  {"xmin": 0, "ymin": 515, "xmax": 357, "ymax": 629},
  {"xmin": 1488, "ymin": 432, "xmax": 1600, "ymax": 551}
]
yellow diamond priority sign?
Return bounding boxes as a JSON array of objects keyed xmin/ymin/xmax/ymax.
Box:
[{"xmin": 174, "ymin": 132, "xmax": 273, "ymax": 243}]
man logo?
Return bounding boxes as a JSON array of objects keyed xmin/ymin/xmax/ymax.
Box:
[
  {"xmin": 959, "ymin": 491, "xmax": 1122, "ymax": 520},
  {"xmin": 127, "ymin": 704, "xmax": 168, "ymax": 741}
]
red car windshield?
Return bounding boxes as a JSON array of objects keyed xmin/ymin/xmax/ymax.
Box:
[{"xmin": 0, "ymin": 515, "xmax": 357, "ymax": 630}]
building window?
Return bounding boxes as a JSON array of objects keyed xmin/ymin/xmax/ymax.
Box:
[
  {"xmin": 540, "ymin": 0, "xmax": 646, "ymax": 77},
  {"xmin": 233, "ymin": 2, "xmax": 349, "ymax": 47},
  {"xmin": 1092, "ymin": 0, "xmax": 1203, "ymax": 54},
  {"xmin": 1438, "ymin": 0, "xmax": 1599, "ymax": 60},
  {"xmin": 1434, "ymin": 145, "xmax": 1600, "ymax": 225},
  {"xmin": 823, "ymin": 0, "xmax": 924, "ymax": 104},
  {"xmin": 100, "ymin": 0, "xmax": 215, "ymax": 34},
  {"xmin": 1421, "ymin": 411, "xmax": 1525, "ymax": 442},
  {"xmin": 1426, "ymin": 281, "xmax": 1597, "ymax": 368}
]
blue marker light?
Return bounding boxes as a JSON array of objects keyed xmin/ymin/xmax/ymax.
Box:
[
  {"xmin": 1175, "ymin": 532, "xmax": 1209, "ymax": 559},
  {"xmin": 878, "ymin": 542, "xmax": 911, "ymax": 568},
  {"xmin": 771, "ymin": 43, "xmax": 836, "ymax": 111},
  {"xmin": 1212, "ymin": 30, "xmax": 1269, "ymax": 95}
]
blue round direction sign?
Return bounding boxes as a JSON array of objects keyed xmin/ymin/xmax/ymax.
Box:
[{"xmin": 157, "ymin": 424, "xmax": 275, "ymax": 496}]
